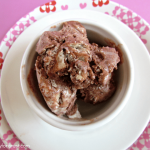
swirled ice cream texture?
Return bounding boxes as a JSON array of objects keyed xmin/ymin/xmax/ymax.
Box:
[{"xmin": 35, "ymin": 21, "xmax": 120, "ymax": 118}]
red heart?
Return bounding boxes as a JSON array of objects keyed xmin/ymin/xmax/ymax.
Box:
[
  {"xmin": 104, "ymin": 0, "xmax": 109, "ymax": 5},
  {"xmin": 51, "ymin": 6, "xmax": 56, "ymax": 12},
  {"xmin": 51, "ymin": 1, "xmax": 56, "ymax": 5},
  {"xmin": 98, "ymin": 0, "xmax": 103, "ymax": 7},
  {"xmin": 92, "ymin": 1, "xmax": 98, "ymax": 7}
]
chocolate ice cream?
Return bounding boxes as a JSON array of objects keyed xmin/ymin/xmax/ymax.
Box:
[{"xmin": 35, "ymin": 21, "xmax": 120, "ymax": 118}]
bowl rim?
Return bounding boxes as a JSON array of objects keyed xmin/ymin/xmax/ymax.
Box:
[{"xmin": 20, "ymin": 11, "xmax": 134, "ymax": 131}]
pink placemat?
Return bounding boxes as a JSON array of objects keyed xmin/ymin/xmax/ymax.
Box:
[
  {"xmin": 0, "ymin": 0, "xmax": 150, "ymax": 150},
  {"xmin": 0, "ymin": 0, "xmax": 150, "ymax": 42}
]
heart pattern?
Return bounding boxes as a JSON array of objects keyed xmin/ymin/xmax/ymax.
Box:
[
  {"xmin": 61, "ymin": 5, "xmax": 68, "ymax": 10},
  {"xmin": 39, "ymin": 1, "xmax": 56, "ymax": 13},
  {"xmin": 92, "ymin": 0, "xmax": 109, "ymax": 7},
  {"xmin": 80, "ymin": 3, "xmax": 87, "ymax": 9},
  {"xmin": 105, "ymin": 6, "xmax": 149, "ymax": 44}
]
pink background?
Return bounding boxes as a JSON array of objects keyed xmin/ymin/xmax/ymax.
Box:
[{"xmin": 0, "ymin": 0, "xmax": 150, "ymax": 149}]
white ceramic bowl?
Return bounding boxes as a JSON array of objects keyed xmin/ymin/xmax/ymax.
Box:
[{"xmin": 20, "ymin": 10, "xmax": 134, "ymax": 131}]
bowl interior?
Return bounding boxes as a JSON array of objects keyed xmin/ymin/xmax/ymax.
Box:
[{"xmin": 22, "ymin": 19, "xmax": 131, "ymax": 125}]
